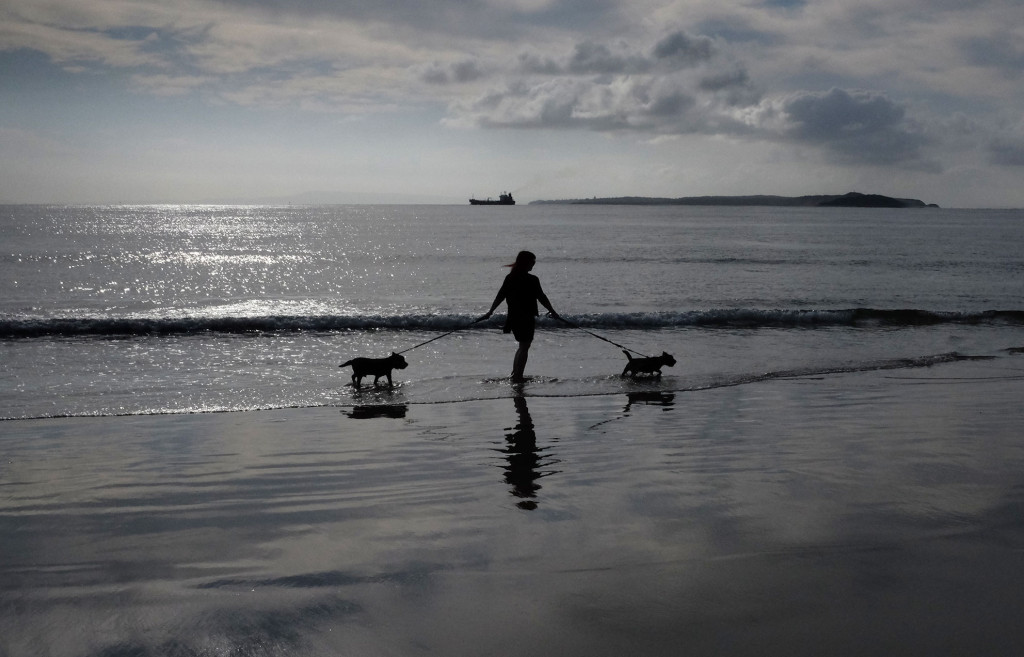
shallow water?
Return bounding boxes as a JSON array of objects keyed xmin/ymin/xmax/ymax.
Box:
[
  {"xmin": 2, "ymin": 203, "xmax": 1023, "ymax": 418},
  {"xmin": 3, "ymin": 357, "xmax": 1024, "ymax": 656},
  {"xmin": 3, "ymin": 321, "xmax": 1022, "ymax": 418}
]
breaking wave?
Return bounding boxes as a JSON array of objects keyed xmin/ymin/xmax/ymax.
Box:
[{"xmin": 2, "ymin": 308, "xmax": 1023, "ymax": 339}]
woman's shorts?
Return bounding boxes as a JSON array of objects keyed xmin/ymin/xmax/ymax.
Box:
[{"xmin": 504, "ymin": 318, "xmax": 535, "ymax": 343}]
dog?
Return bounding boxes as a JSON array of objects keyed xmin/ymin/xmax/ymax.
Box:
[
  {"xmin": 339, "ymin": 352, "xmax": 408, "ymax": 388},
  {"xmin": 621, "ymin": 350, "xmax": 676, "ymax": 378}
]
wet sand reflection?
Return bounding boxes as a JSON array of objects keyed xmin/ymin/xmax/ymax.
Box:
[{"xmin": 496, "ymin": 395, "xmax": 559, "ymax": 510}]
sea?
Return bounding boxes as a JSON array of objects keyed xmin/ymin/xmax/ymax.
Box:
[
  {"xmin": 1, "ymin": 203, "xmax": 1022, "ymax": 419},
  {"xmin": 4, "ymin": 203, "xmax": 1024, "ymax": 656}
]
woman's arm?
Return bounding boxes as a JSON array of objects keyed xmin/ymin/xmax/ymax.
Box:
[
  {"xmin": 480, "ymin": 280, "xmax": 508, "ymax": 320},
  {"xmin": 537, "ymin": 284, "xmax": 559, "ymax": 319}
]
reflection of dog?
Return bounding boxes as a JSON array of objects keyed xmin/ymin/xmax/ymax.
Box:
[
  {"xmin": 346, "ymin": 404, "xmax": 408, "ymax": 419},
  {"xmin": 621, "ymin": 350, "xmax": 676, "ymax": 377},
  {"xmin": 624, "ymin": 391, "xmax": 676, "ymax": 412},
  {"xmin": 339, "ymin": 353, "xmax": 408, "ymax": 388}
]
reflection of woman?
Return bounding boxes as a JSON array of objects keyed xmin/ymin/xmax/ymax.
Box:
[
  {"xmin": 480, "ymin": 251, "xmax": 559, "ymax": 382},
  {"xmin": 501, "ymin": 395, "xmax": 543, "ymax": 510}
]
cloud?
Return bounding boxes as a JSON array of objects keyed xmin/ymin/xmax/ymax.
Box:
[
  {"xmin": 700, "ymin": 66, "xmax": 749, "ymax": 95},
  {"xmin": 416, "ymin": 59, "xmax": 486, "ymax": 85},
  {"xmin": 444, "ymin": 30, "xmax": 945, "ymax": 174},
  {"xmin": 989, "ymin": 139, "xmax": 1024, "ymax": 166},
  {"xmin": 737, "ymin": 88, "xmax": 936, "ymax": 168},
  {"xmin": 449, "ymin": 30, "xmax": 753, "ymax": 133},
  {"xmin": 514, "ymin": 31, "xmax": 716, "ymax": 77},
  {"xmin": 651, "ymin": 30, "xmax": 715, "ymax": 68},
  {"xmin": 451, "ymin": 73, "xmax": 716, "ymax": 133},
  {"xmin": 455, "ymin": 36, "xmax": 941, "ymax": 172},
  {"xmin": 960, "ymin": 30, "xmax": 1024, "ymax": 76},
  {"xmin": 988, "ymin": 119, "xmax": 1024, "ymax": 166},
  {"xmin": 0, "ymin": 0, "xmax": 456, "ymax": 113},
  {"xmin": 129, "ymin": 73, "xmax": 212, "ymax": 96},
  {"xmin": 0, "ymin": 15, "xmax": 167, "ymax": 69}
]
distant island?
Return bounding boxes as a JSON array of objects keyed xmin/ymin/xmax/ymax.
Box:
[{"xmin": 530, "ymin": 192, "xmax": 939, "ymax": 208}]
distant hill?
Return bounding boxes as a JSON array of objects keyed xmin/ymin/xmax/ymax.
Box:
[{"xmin": 530, "ymin": 192, "xmax": 938, "ymax": 208}]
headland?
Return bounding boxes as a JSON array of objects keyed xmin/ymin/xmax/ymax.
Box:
[{"xmin": 530, "ymin": 191, "xmax": 938, "ymax": 208}]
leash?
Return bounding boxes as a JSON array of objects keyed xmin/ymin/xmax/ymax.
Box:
[
  {"xmin": 554, "ymin": 316, "xmax": 651, "ymax": 358},
  {"xmin": 396, "ymin": 314, "xmax": 652, "ymax": 359},
  {"xmin": 395, "ymin": 318, "xmax": 484, "ymax": 355}
]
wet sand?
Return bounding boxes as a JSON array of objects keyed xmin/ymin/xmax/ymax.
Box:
[{"xmin": 3, "ymin": 356, "xmax": 1024, "ymax": 656}]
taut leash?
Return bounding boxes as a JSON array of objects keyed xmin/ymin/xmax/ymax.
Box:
[
  {"xmin": 395, "ymin": 317, "xmax": 484, "ymax": 355},
  {"xmin": 554, "ymin": 316, "xmax": 651, "ymax": 358},
  {"xmin": 396, "ymin": 314, "xmax": 653, "ymax": 360}
]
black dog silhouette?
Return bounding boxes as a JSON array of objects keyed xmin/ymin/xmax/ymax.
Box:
[
  {"xmin": 339, "ymin": 352, "xmax": 408, "ymax": 388},
  {"xmin": 621, "ymin": 350, "xmax": 676, "ymax": 378}
]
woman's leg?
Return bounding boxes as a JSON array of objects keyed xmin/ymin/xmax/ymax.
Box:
[{"xmin": 512, "ymin": 340, "xmax": 531, "ymax": 381}]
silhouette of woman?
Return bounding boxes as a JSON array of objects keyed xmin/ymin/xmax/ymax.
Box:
[{"xmin": 480, "ymin": 250, "xmax": 560, "ymax": 382}]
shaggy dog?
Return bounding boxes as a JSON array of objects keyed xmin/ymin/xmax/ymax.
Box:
[
  {"xmin": 621, "ymin": 350, "xmax": 676, "ymax": 378},
  {"xmin": 339, "ymin": 352, "xmax": 409, "ymax": 388}
]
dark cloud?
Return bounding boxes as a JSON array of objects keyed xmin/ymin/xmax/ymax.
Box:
[
  {"xmin": 699, "ymin": 67, "xmax": 749, "ymax": 92},
  {"xmin": 517, "ymin": 41, "xmax": 647, "ymax": 76},
  {"xmin": 699, "ymin": 67, "xmax": 759, "ymax": 108},
  {"xmin": 514, "ymin": 31, "xmax": 715, "ymax": 77},
  {"xmin": 760, "ymin": 0, "xmax": 807, "ymax": 9},
  {"xmin": 517, "ymin": 52, "xmax": 563, "ymax": 75},
  {"xmin": 989, "ymin": 137, "xmax": 1024, "ymax": 166},
  {"xmin": 695, "ymin": 18, "xmax": 783, "ymax": 46},
  {"xmin": 775, "ymin": 88, "xmax": 933, "ymax": 166},
  {"xmin": 418, "ymin": 59, "xmax": 485, "ymax": 85},
  {"xmin": 566, "ymin": 41, "xmax": 650, "ymax": 75},
  {"xmin": 960, "ymin": 32, "xmax": 1024, "ymax": 74},
  {"xmin": 651, "ymin": 31, "xmax": 715, "ymax": 68},
  {"xmin": 646, "ymin": 90, "xmax": 695, "ymax": 119},
  {"xmin": 782, "ymin": 88, "xmax": 905, "ymax": 141}
]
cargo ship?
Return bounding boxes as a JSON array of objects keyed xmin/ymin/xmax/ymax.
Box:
[{"xmin": 469, "ymin": 192, "xmax": 515, "ymax": 205}]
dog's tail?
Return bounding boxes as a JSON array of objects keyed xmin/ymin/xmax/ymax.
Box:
[
  {"xmin": 339, "ymin": 359, "xmax": 354, "ymax": 368},
  {"xmin": 622, "ymin": 350, "xmax": 633, "ymax": 361}
]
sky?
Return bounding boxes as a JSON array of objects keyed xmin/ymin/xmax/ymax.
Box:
[{"xmin": 1, "ymin": 0, "xmax": 1023, "ymax": 207}]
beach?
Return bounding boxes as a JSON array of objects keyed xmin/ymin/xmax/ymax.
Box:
[{"xmin": 4, "ymin": 355, "xmax": 1024, "ymax": 656}]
